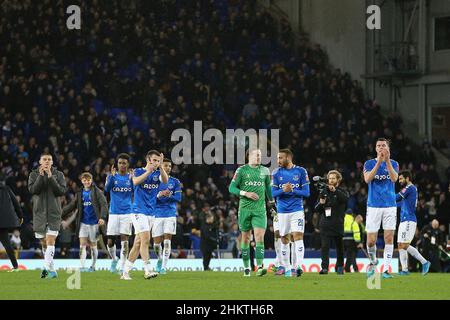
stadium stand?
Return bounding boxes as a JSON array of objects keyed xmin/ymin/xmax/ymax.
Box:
[{"xmin": 0, "ymin": 0, "xmax": 448, "ymax": 259}]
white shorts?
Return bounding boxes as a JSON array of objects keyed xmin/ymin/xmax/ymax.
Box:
[
  {"xmin": 277, "ymin": 211, "xmax": 305, "ymax": 237},
  {"xmin": 152, "ymin": 217, "xmax": 177, "ymax": 237},
  {"xmin": 130, "ymin": 214, "xmax": 154, "ymax": 234},
  {"xmin": 273, "ymin": 215, "xmax": 279, "ymax": 233},
  {"xmin": 79, "ymin": 223, "xmax": 99, "ymax": 243},
  {"xmin": 366, "ymin": 207, "xmax": 397, "ymax": 233},
  {"xmin": 107, "ymin": 214, "xmax": 132, "ymax": 236},
  {"xmin": 35, "ymin": 227, "xmax": 59, "ymax": 239},
  {"xmin": 397, "ymin": 221, "xmax": 417, "ymax": 243}
]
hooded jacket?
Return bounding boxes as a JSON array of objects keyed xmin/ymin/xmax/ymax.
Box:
[{"xmin": 27, "ymin": 167, "xmax": 67, "ymax": 234}]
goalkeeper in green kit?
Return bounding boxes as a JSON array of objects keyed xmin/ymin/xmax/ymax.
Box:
[{"xmin": 228, "ymin": 149, "xmax": 275, "ymax": 277}]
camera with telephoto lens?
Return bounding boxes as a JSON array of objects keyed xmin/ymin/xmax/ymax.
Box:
[{"xmin": 313, "ymin": 176, "xmax": 328, "ymax": 199}]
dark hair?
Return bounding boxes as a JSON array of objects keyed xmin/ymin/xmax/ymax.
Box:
[
  {"xmin": 146, "ymin": 150, "xmax": 160, "ymax": 158},
  {"xmin": 399, "ymin": 170, "xmax": 412, "ymax": 181},
  {"xmin": 117, "ymin": 153, "xmax": 130, "ymax": 162},
  {"xmin": 279, "ymin": 148, "xmax": 293, "ymax": 159},
  {"xmin": 163, "ymin": 158, "xmax": 172, "ymax": 163},
  {"xmin": 376, "ymin": 138, "xmax": 390, "ymax": 146}
]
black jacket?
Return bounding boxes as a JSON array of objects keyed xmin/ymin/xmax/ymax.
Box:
[
  {"xmin": 315, "ymin": 187, "xmax": 349, "ymax": 237},
  {"xmin": 200, "ymin": 220, "xmax": 218, "ymax": 248},
  {"xmin": 420, "ymin": 225, "xmax": 446, "ymax": 251},
  {"xmin": 0, "ymin": 183, "xmax": 23, "ymax": 230},
  {"xmin": 62, "ymin": 185, "xmax": 108, "ymax": 235}
]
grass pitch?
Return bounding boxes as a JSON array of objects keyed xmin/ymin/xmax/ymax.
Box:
[{"xmin": 0, "ymin": 270, "xmax": 448, "ymax": 300}]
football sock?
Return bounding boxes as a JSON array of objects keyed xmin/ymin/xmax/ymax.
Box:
[
  {"xmin": 241, "ymin": 243, "xmax": 250, "ymax": 269},
  {"xmin": 407, "ymin": 245, "xmax": 427, "ymax": 264},
  {"xmin": 255, "ymin": 242, "xmax": 264, "ymax": 267}
]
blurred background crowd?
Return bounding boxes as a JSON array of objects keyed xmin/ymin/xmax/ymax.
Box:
[{"xmin": 0, "ymin": 0, "xmax": 449, "ymax": 269}]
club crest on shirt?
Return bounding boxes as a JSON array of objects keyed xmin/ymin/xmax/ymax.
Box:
[
  {"xmin": 293, "ymin": 175, "xmax": 299, "ymax": 181},
  {"xmin": 153, "ymin": 175, "xmax": 159, "ymax": 181},
  {"xmin": 168, "ymin": 184, "xmax": 174, "ymax": 189},
  {"xmin": 279, "ymin": 176, "xmax": 283, "ymax": 181},
  {"xmin": 114, "ymin": 181, "xmax": 118, "ymax": 185}
]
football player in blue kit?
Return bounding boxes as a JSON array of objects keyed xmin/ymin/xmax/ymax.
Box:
[
  {"xmin": 396, "ymin": 170, "xmax": 431, "ymax": 275},
  {"xmin": 272, "ymin": 149, "xmax": 310, "ymax": 277},
  {"xmin": 121, "ymin": 150, "xmax": 168, "ymax": 280},
  {"xmin": 363, "ymin": 138, "xmax": 399, "ymax": 279},
  {"xmin": 153, "ymin": 158, "xmax": 182, "ymax": 274},
  {"xmin": 105, "ymin": 153, "xmax": 134, "ymax": 274}
]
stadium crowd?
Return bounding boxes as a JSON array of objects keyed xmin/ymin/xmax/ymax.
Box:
[{"xmin": 0, "ymin": 0, "xmax": 449, "ymax": 264}]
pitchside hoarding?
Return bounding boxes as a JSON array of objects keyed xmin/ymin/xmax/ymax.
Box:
[{"xmin": 0, "ymin": 259, "xmax": 398, "ymax": 273}]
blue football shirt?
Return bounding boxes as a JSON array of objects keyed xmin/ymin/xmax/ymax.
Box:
[
  {"xmin": 364, "ymin": 159, "xmax": 399, "ymax": 208},
  {"xmin": 81, "ymin": 189, "xmax": 98, "ymax": 225},
  {"xmin": 105, "ymin": 173, "xmax": 133, "ymax": 215},
  {"xmin": 271, "ymin": 165, "xmax": 310, "ymax": 213},
  {"xmin": 396, "ymin": 184, "xmax": 418, "ymax": 223},
  {"xmin": 131, "ymin": 168, "xmax": 162, "ymax": 216},
  {"xmin": 154, "ymin": 176, "xmax": 182, "ymax": 218}
]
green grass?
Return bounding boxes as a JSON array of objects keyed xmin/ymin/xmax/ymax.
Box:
[{"xmin": 0, "ymin": 270, "xmax": 448, "ymax": 300}]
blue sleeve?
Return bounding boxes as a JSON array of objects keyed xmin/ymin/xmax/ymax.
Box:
[
  {"xmin": 396, "ymin": 192, "xmax": 403, "ymax": 205},
  {"xmin": 393, "ymin": 160, "xmax": 399, "ymax": 173},
  {"xmin": 300, "ymin": 168, "xmax": 310, "ymax": 187},
  {"xmin": 134, "ymin": 168, "xmax": 145, "ymax": 177},
  {"xmin": 293, "ymin": 185, "xmax": 310, "ymax": 197},
  {"xmin": 168, "ymin": 180, "xmax": 182, "ymax": 203},
  {"xmin": 271, "ymin": 172, "xmax": 283, "ymax": 198},
  {"xmin": 105, "ymin": 175, "xmax": 114, "ymax": 193},
  {"xmin": 364, "ymin": 160, "xmax": 374, "ymax": 173},
  {"xmin": 293, "ymin": 168, "xmax": 310, "ymax": 197}
]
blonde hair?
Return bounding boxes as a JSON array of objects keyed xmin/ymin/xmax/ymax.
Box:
[
  {"xmin": 80, "ymin": 172, "xmax": 93, "ymax": 180},
  {"xmin": 327, "ymin": 170, "xmax": 342, "ymax": 183}
]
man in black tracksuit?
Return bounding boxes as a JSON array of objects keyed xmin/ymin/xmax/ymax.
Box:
[
  {"xmin": 200, "ymin": 213, "xmax": 219, "ymax": 271},
  {"xmin": 314, "ymin": 170, "xmax": 349, "ymax": 274}
]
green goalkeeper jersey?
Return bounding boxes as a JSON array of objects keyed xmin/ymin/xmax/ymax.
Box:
[{"xmin": 228, "ymin": 164, "xmax": 273, "ymax": 213}]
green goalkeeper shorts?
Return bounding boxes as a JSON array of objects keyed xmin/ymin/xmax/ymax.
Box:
[{"xmin": 238, "ymin": 210, "xmax": 267, "ymax": 232}]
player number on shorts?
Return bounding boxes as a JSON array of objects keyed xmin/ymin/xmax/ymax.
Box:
[{"xmin": 298, "ymin": 219, "xmax": 303, "ymax": 227}]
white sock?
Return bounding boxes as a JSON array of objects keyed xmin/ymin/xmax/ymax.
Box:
[
  {"xmin": 45, "ymin": 245, "xmax": 55, "ymax": 272},
  {"xmin": 162, "ymin": 239, "xmax": 171, "ymax": 269},
  {"xmin": 290, "ymin": 241, "xmax": 297, "ymax": 269},
  {"xmin": 294, "ymin": 240, "xmax": 304, "ymax": 269},
  {"xmin": 124, "ymin": 259, "xmax": 134, "ymax": 274},
  {"xmin": 280, "ymin": 242, "xmax": 291, "ymax": 269},
  {"xmin": 120, "ymin": 241, "xmax": 129, "ymax": 270},
  {"xmin": 407, "ymin": 245, "xmax": 427, "ymax": 264},
  {"xmin": 367, "ymin": 244, "xmax": 377, "ymax": 264},
  {"xmin": 399, "ymin": 249, "xmax": 408, "ymax": 271},
  {"xmin": 91, "ymin": 247, "xmax": 98, "ymax": 268},
  {"xmin": 274, "ymin": 238, "xmax": 282, "ymax": 267},
  {"xmin": 108, "ymin": 244, "xmax": 118, "ymax": 261},
  {"xmin": 144, "ymin": 260, "xmax": 151, "ymax": 273},
  {"xmin": 80, "ymin": 245, "xmax": 87, "ymax": 268},
  {"xmin": 383, "ymin": 244, "xmax": 394, "ymax": 272},
  {"xmin": 154, "ymin": 243, "xmax": 163, "ymax": 260}
]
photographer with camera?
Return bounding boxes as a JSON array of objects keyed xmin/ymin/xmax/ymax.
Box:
[{"xmin": 314, "ymin": 170, "xmax": 349, "ymax": 275}]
